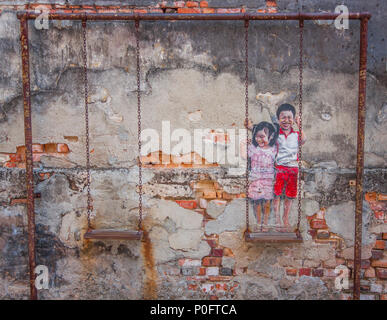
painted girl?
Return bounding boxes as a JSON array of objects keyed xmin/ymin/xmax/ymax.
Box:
[{"xmin": 243, "ymin": 121, "xmax": 279, "ymax": 229}]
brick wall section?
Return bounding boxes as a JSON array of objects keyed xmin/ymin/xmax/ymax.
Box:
[
  {"xmin": 0, "ymin": 1, "xmax": 278, "ymax": 15},
  {"xmin": 173, "ymin": 178, "xmax": 242, "ymax": 297},
  {"xmin": 174, "ymin": 188, "xmax": 387, "ymax": 299},
  {"xmin": 1, "ymin": 143, "xmax": 70, "ymax": 168},
  {"xmin": 141, "ymin": 151, "xmax": 219, "ymax": 168},
  {"xmin": 307, "ymin": 208, "xmax": 343, "ymax": 247}
]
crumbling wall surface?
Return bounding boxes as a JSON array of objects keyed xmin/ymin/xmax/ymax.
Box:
[{"xmin": 0, "ymin": 1, "xmax": 386, "ymax": 300}]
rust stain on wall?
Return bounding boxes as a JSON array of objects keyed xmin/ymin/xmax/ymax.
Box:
[{"xmin": 141, "ymin": 229, "xmax": 158, "ymax": 299}]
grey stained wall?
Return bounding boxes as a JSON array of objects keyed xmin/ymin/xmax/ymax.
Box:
[{"xmin": 0, "ymin": 0, "xmax": 386, "ymax": 299}]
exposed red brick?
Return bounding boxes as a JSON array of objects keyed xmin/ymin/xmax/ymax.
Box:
[
  {"xmin": 364, "ymin": 267, "xmax": 376, "ymax": 278},
  {"xmin": 39, "ymin": 172, "xmax": 52, "ymax": 181},
  {"xmin": 44, "ymin": 143, "xmax": 57, "ymax": 153},
  {"xmin": 361, "ymin": 260, "xmax": 371, "ymax": 269},
  {"xmin": 64, "ymin": 136, "xmax": 78, "ymax": 142},
  {"xmin": 175, "ymin": 200, "xmax": 197, "ymax": 210},
  {"xmin": 299, "ymin": 268, "xmax": 311, "ymax": 276},
  {"xmin": 208, "ymin": 275, "xmax": 232, "ymax": 282},
  {"xmin": 312, "ymin": 269, "xmax": 324, "ymax": 277},
  {"xmin": 203, "ymin": 190, "xmax": 217, "ymax": 199},
  {"xmin": 206, "ymin": 239, "xmax": 218, "ymax": 248},
  {"xmin": 29, "ymin": 4, "xmax": 52, "ymax": 10},
  {"xmin": 32, "ymin": 144, "xmax": 44, "ymax": 153},
  {"xmin": 198, "ymin": 267, "xmax": 206, "ymax": 276},
  {"xmin": 10, "ymin": 194, "xmax": 40, "ymax": 205},
  {"xmin": 57, "ymin": 143, "xmax": 70, "ymax": 153},
  {"xmin": 374, "ymin": 211, "xmax": 384, "ymax": 219},
  {"xmin": 365, "ymin": 192, "xmax": 378, "ymax": 202},
  {"xmin": 373, "ymin": 240, "xmax": 385, "ymax": 250},
  {"xmin": 4, "ymin": 162, "xmax": 17, "ymax": 168},
  {"xmin": 149, "ymin": 8, "xmax": 164, "ymax": 13},
  {"xmin": 10, "ymin": 198, "xmax": 27, "ymax": 205},
  {"xmin": 32, "ymin": 154, "xmax": 42, "ymax": 162},
  {"xmin": 186, "ymin": 1, "xmax": 199, "ymax": 7},
  {"xmin": 177, "ymin": 7, "xmax": 201, "ymax": 13},
  {"xmin": 174, "ymin": 1, "xmax": 186, "ymax": 8},
  {"xmin": 371, "ymin": 259, "xmax": 387, "ymax": 268},
  {"xmin": 133, "ymin": 9, "xmax": 148, "ymax": 13},
  {"xmin": 118, "ymin": 8, "xmax": 133, "ymax": 13},
  {"xmin": 216, "ymin": 8, "xmax": 241, "ymax": 13},
  {"xmin": 178, "ymin": 258, "xmax": 201, "ymax": 267},
  {"xmin": 308, "ymin": 229, "xmax": 317, "ymax": 238},
  {"xmin": 202, "ymin": 8, "xmax": 215, "ymax": 13},
  {"xmin": 210, "ymin": 248, "xmax": 223, "ymax": 257},
  {"xmin": 310, "ymin": 219, "xmax": 328, "ymax": 229},
  {"xmin": 266, "ymin": 0, "xmax": 277, "ymax": 7},
  {"xmin": 286, "ymin": 268, "xmax": 297, "ymax": 276},
  {"xmin": 376, "ymin": 268, "xmax": 387, "ymax": 279},
  {"xmin": 222, "ymin": 192, "xmax": 236, "ymax": 200},
  {"xmin": 202, "ymin": 257, "xmax": 222, "ymax": 267},
  {"xmin": 188, "ymin": 283, "xmax": 198, "ymax": 290},
  {"xmin": 9, "ymin": 154, "xmax": 21, "ymax": 162}
]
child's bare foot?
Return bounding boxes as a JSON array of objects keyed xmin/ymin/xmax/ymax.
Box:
[{"xmin": 274, "ymin": 224, "xmax": 283, "ymax": 232}]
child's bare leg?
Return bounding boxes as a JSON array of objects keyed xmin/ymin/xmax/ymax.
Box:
[
  {"xmin": 273, "ymin": 196, "xmax": 281, "ymax": 226},
  {"xmin": 282, "ymin": 197, "xmax": 293, "ymax": 229},
  {"xmin": 255, "ymin": 202, "xmax": 262, "ymax": 227},
  {"xmin": 263, "ymin": 200, "xmax": 271, "ymax": 225},
  {"xmin": 262, "ymin": 200, "xmax": 271, "ymax": 231}
]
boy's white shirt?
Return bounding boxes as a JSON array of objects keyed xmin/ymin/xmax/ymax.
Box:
[
  {"xmin": 270, "ymin": 114, "xmax": 299, "ymax": 167},
  {"xmin": 276, "ymin": 129, "xmax": 299, "ymax": 167}
]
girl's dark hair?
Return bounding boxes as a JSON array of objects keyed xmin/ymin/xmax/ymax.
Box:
[
  {"xmin": 276, "ymin": 103, "xmax": 296, "ymax": 119},
  {"xmin": 251, "ymin": 121, "xmax": 279, "ymax": 147}
]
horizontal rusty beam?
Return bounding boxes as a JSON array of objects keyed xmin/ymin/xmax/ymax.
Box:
[{"xmin": 17, "ymin": 11, "xmax": 371, "ymax": 21}]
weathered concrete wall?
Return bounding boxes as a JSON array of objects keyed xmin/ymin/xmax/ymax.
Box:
[{"xmin": 0, "ymin": 1, "xmax": 387, "ymax": 300}]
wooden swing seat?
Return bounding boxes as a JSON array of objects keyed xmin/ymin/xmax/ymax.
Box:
[
  {"xmin": 84, "ymin": 229, "xmax": 143, "ymax": 240},
  {"xmin": 245, "ymin": 231, "xmax": 302, "ymax": 243}
]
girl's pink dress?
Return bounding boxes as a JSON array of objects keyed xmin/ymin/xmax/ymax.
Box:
[{"xmin": 248, "ymin": 144, "xmax": 276, "ymax": 200}]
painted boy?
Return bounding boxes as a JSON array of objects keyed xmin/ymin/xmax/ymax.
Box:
[{"xmin": 270, "ymin": 103, "xmax": 306, "ymax": 229}]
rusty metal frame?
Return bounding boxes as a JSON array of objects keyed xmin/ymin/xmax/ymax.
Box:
[{"xmin": 17, "ymin": 11, "xmax": 370, "ymax": 300}]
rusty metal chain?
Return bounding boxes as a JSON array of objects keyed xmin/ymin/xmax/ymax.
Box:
[
  {"xmin": 244, "ymin": 19, "xmax": 250, "ymax": 231},
  {"xmin": 296, "ymin": 19, "xmax": 304, "ymax": 233},
  {"xmin": 82, "ymin": 18, "xmax": 92, "ymax": 229},
  {"xmin": 135, "ymin": 19, "xmax": 143, "ymax": 230}
]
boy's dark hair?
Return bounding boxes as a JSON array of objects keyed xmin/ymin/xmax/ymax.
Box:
[
  {"xmin": 251, "ymin": 121, "xmax": 279, "ymax": 147},
  {"xmin": 276, "ymin": 103, "xmax": 296, "ymax": 119}
]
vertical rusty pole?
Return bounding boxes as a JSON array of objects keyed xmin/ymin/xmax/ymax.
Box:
[
  {"xmin": 20, "ymin": 15, "xmax": 37, "ymax": 300},
  {"xmin": 353, "ymin": 17, "xmax": 369, "ymax": 301}
]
